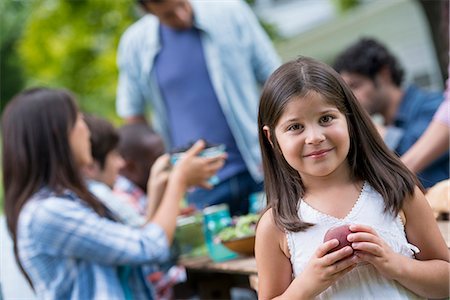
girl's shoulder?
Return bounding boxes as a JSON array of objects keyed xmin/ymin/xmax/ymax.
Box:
[
  {"xmin": 257, "ymin": 208, "xmax": 290, "ymax": 258},
  {"xmin": 257, "ymin": 208, "xmax": 276, "ymax": 235}
]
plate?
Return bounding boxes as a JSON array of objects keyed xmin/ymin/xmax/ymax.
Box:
[{"xmin": 222, "ymin": 235, "xmax": 255, "ymax": 256}]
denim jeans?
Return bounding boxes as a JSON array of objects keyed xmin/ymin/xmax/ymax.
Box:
[{"xmin": 186, "ymin": 171, "xmax": 263, "ymax": 216}]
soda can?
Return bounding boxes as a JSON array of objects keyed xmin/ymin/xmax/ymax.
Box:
[{"xmin": 202, "ymin": 204, "xmax": 238, "ymax": 262}]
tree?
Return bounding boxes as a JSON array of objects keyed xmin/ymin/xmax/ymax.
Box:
[
  {"xmin": 18, "ymin": 0, "xmax": 137, "ymax": 122},
  {"xmin": 417, "ymin": 0, "xmax": 449, "ymax": 85},
  {"xmin": 0, "ymin": 0, "xmax": 30, "ymax": 112}
]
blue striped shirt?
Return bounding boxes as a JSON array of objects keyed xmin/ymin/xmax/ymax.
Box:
[{"xmin": 17, "ymin": 188, "xmax": 169, "ymax": 299}]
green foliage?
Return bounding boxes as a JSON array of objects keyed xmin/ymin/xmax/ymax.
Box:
[
  {"xmin": 0, "ymin": 0, "xmax": 31, "ymax": 113},
  {"xmin": 18, "ymin": 0, "xmax": 137, "ymax": 122},
  {"xmin": 244, "ymin": 0, "xmax": 280, "ymax": 41},
  {"xmin": 331, "ymin": 0, "xmax": 361, "ymax": 14}
]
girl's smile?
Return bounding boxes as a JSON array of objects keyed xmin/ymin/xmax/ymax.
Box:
[{"xmin": 303, "ymin": 147, "xmax": 334, "ymax": 159}]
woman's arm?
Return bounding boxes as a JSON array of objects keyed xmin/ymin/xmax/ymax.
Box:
[
  {"xmin": 25, "ymin": 197, "xmax": 170, "ymax": 265},
  {"xmin": 24, "ymin": 143, "xmax": 225, "ymax": 267},
  {"xmin": 349, "ymin": 186, "xmax": 449, "ymax": 298}
]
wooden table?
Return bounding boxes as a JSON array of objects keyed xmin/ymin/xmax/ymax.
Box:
[
  {"xmin": 179, "ymin": 255, "xmax": 257, "ymax": 275},
  {"xmin": 178, "ymin": 255, "xmax": 258, "ymax": 298}
]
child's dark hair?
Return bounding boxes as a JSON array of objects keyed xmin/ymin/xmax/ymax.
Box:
[
  {"xmin": 333, "ymin": 37, "xmax": 404, "ymax": 87},
  {"xmin": 258, "ymin": 57, "xmax": 419, "ymax": 232},
  {"xmin": 84, "ymin": 113, "xmax": 120, "ymax": 169}
]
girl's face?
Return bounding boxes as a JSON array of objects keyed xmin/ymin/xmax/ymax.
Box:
[
  {"xmin": 266, "ymin": 92, "xmax": 350, "ymax": 181},
  {"xmin": 98, "ymin": 150, "xmax": 125, "ymax": 188},
  {"xmin": 69, "ymin": 114, "xmax": 93, "ymax": 168}
]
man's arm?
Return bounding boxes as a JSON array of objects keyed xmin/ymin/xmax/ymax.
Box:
[{"xmin": 401, "ymin": 120, "xmax": 449, "ymax": 173}]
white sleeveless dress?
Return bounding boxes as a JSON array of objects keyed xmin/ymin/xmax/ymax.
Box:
[{"xmin": 286, "ymin": 182, "xmax": 424, "ymax": 299}]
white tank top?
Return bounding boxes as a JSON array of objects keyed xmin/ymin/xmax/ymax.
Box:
[{"xmin": 286, "ymin": 182, "xmax": 424, "ymax": 299}]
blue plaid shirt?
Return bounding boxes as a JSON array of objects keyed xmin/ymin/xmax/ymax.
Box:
[
  {"xmin": 17, "ymin": 188, "xmax": 169, "ymax": 300},
  {"xmin": 116, "ymin": 0, "xmax": 281, "ymax": 183}
]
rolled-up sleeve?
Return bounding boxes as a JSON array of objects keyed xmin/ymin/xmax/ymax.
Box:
[
  {"xmin": 116, "ymin": 34, "xmax": 147, "ymax": 118},
  {"xmin": 26, "ymin": 197, "xmax": 169, "ymax": 266}
]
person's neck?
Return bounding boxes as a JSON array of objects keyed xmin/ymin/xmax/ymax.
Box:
[
  {"xmin": 301, "ymin": 164, "xmax": 354, "ymax": 193},
  {"xmin": 383, "ymin": 87, "xmax": 404, "ymax": 125}
]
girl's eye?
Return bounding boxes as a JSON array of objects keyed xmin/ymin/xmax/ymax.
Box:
[
  {"xmin": 287, "ymin": 124, "xmax": 303, "ymax": 131},
  {"xmin": 320, "ymin": 115, "xmax": 334, "ymax": 124}
]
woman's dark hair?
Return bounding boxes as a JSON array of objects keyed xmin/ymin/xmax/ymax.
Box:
[
  {"xmin": 258, "ymin": 57, "xmax": 419, "ymax": 232},
  {"xmin": 333, "ymin": 37, "xmax": 405, "ymax": 87},
  {"xmin": 83, "ymin": 113, "xmax": 119, "ymax": 169},
  {"xmin": 1, "ymin": 87, "xmax": 105, "ymax": 287}
]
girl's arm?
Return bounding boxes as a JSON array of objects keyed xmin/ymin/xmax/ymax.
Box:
[
  {"xmin": 146, "ymin": 154, "xmax": 171, "ymax": 219},
  {"xmin": 255, "ymin": 209, "xmax": 357, "ymax": 299},
  {"xmin": 349, "ymin": 186, "xmax": 449, "ymax": 298},
  {"xmin": 255, "ymin": 209, "xmax": 293, "ymax": 299},
  {"xmin": 24, "ymin": 197, "xmax": 171, "ymax": 265}
]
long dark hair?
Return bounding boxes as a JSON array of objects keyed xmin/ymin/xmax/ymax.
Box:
[
  {"xmin": 258, "ymin": 57, "xmax": 419, "ymax": 232},
  {"xmin": 1, "ymin": 87, "xmax": 105, "ymax": 287}
]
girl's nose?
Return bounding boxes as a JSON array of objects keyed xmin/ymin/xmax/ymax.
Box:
[{"xmin": 305, "ymin": 127, "xmax": 325, "ymax": 145}]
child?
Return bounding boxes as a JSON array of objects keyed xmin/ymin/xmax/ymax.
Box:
[
  {"xmin": 1, "ymin": 87, "xmax": 226, "ymax": 299},
  {"xmin": 255, "ymin": 57, "xmax": 449, "ymax": 299},
  {"xmin": 114, "ymin": 123, "xmax": 167, "ymax": 217},
  {"xmin": 82, "ymin": 113, "xmax": 146, "ymax": 227}
]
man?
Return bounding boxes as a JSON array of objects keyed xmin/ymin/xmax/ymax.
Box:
[
  {"xmin": 116, "ymin": 0, "xmax": 280, "ymax": 215},
  {"xmin": 334, "ymin": 37, "xmax": 448, "ymax": 188}
]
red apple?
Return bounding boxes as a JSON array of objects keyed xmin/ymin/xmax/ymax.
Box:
[{"xmin": 323, "ymin": 225, "xmax": 352, "ymax": 253}]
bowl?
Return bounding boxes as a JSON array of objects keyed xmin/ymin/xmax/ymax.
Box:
[{"xmin": 222, "ymin": 235, "xmax": 255, "ymax": 256}]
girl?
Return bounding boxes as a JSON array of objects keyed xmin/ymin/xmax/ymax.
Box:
[
  {"xmin": 2, "ymin": 88, "xmax": 225, "ymax": 299},
  {"xmin": 255, "ymin": 57, "xmax": 449, "ymax": 299}
]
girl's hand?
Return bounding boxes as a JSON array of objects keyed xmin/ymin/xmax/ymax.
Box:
[
  {"xmin": 171, "ymin": 140, "xmax": 227, "ymax": 189},
  {"xmin": 296, "ymin": 239, "xmax": 358, "ymax": 298},
  {"xmin": 146, "ymin": 154, "xmax": 171, "ymax": 218},
  {"xmin": 348, "ymin": 224, "xmax": 402, "ymax": 280},
  {"xmin": 148, "ymin": 154, "xmax": 171, "ymax": 193}
]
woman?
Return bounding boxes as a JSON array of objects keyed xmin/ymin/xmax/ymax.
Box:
[{"xmin": 2, "ymin": 87, "xmax": 225, "ymax": 299}]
